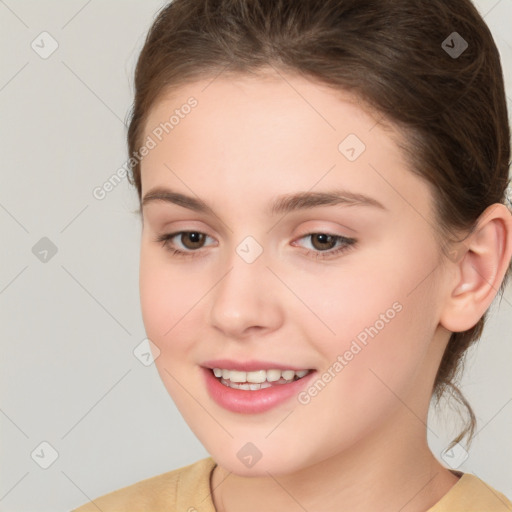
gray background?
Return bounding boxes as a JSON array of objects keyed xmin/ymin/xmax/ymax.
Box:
[{"xmin": 0, "ymin": 1, "xmax": 511, "ymax": 510}]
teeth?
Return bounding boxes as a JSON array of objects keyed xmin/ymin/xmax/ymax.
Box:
[
  {"xmin": 282, "ymin": 370, "xmax": 295, "ymax": 380},
  {"xmin": 266, "ymin": 369, "xmax": 282, "ymax": 382},
  {"xmin": 226, "ymin": 369, "xmax": 246, "ymax": 382},
  {"xmin": 212, "ymin": 367, "xmax": 311, "ymax": 385},
  {"xmin": 223, "ymin": 380, "xmax": 273, "ymax": 390},
  {"xmin": 247, "ymin": 369, "xmax": 266, "ymax": 383}
]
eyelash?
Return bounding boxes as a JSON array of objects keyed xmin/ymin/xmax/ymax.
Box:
[{"xmin": 154, "ymin": 231, "xmax": 357, "ymax": 260}]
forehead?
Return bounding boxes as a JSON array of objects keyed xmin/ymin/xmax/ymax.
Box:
[
  {"xmin": 138, "ymin": 70, "xmax": 432, "ymax": 222},
  {"xmin": 142, "ymin": 71, "xmax": 403, "ymax": 167},
  {"xmin": 143, "ymin": 70, "xmax": 391, "ymax": 143}
]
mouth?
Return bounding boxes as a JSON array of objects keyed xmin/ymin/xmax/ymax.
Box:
[
  {"xmin": 201, "ymin": 364, "xmax": 317, "ymax": 414},
  {"xmin": 210, "ymin": 367, "xmax": 313, "ymax": 390}
]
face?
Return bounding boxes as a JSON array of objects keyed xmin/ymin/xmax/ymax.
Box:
[{"xmin": 138, "ymin": 70, "xmax": 450, "ymax": 476}]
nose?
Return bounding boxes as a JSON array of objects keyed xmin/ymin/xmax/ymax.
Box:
[{"xmin": 208, "ymin": 252, "xmax": 284, "ymax": 339}]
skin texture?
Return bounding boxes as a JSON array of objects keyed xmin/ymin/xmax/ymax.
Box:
[{"xmin": 137, "ymin": 69, "xmax": 512, "ymax": 512}]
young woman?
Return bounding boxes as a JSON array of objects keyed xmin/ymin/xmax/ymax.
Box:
[{"xmin": 73, "ymin": 0, "xmax": 512, "ymax": 510}]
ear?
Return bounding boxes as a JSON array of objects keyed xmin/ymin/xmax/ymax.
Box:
[{"xmin": 440, "ymin": 203, "xmax": 512, "ymax": 333}]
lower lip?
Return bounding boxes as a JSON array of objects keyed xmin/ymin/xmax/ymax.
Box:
[{"xmin": 202, "ymin": 367, "xmax": 316, "ymax": 414}]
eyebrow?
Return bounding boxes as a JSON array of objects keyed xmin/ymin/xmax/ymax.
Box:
[{"xmin": 141, "ymin": 187, "xmax": 386, "ymax": 216}]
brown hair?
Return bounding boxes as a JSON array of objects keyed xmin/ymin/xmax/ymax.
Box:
[{"xmin": 126, "ymin": 0, "xmax": 511, "ymax": 448}]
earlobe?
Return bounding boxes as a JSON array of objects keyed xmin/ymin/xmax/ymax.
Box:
[{"xmin": 440, "ymin": 203, "xmax": 512, "ymax": 333}]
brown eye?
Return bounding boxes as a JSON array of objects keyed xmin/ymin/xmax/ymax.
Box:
[
  {"xmin": 309, "ymin": 233, "xmax": 338, "ymax": 251},
  {"xmin": 180, "ymin": 232, "xmax": 206, "ymax": 250},
  {"xmin": 155, "ymin": 230, "xmax": 216, "ymax": 256},
  {"xmin": 292, "ymin": 232, "xmax": 357, "ymax": 260}
]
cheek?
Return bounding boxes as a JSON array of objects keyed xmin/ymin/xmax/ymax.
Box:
[
  {"xmin": 139, "ymin": 246, "xmax": 205, "ymax": 410},
  {"xmin": 290, "ymin": 278, "xmax": 437, "ymax": 461},
  {"xmin": 139, "ymin": 251, "xmax": 169, "ymax": 341},
  {"xmin": 139, "ymin": 245, "xmax": 197, "ymax": 348},
  {"xmin": 293, "ymin": 245, "xmax": 439, "ymax": 397}
]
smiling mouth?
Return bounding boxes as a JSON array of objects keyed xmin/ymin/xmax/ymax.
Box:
[{"xmin": 211, "ymin": 367, "xmax": 313, "ymax": 390}]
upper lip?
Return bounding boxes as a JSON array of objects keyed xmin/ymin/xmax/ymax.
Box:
[{"xmin": 202, "ymin": 359, "xmax": 313, "ymax": 372}]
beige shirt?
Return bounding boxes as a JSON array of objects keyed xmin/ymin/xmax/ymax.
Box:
[{"xmin": 72, "ymin": 456, "xmax": 512, "ymax": 512}]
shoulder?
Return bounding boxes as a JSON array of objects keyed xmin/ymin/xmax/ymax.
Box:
[
  {"xmin": 71, "ymin": 456, "xmax": 217, "ymax": 512},
  {"xmin": 428, "ymin": 472, "xmax": 512, "ymax": 512}
]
